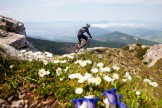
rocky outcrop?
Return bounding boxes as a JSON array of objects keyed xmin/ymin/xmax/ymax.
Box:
[
  {"xmin": 0, "ymin": 30, "xmax": 34, "ymax": 58},
  {"xmin": 0, "ymin": 31, "xmax": 33, "ymax": 49},
  {"xmin": 0, "ymin": 15, "xmax": 26, "ymax": 35},
  {"xmin": 143, "ymin": 44, "xmax": 162, "ymax": 67},
  {"xmin": 0, "ymin": 15, "xmax": 35, "ymax": 59}
]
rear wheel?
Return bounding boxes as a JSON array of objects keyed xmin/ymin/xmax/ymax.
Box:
[{"xmin": 73, "ymin": 43, "xmax": 80, "ymax": 53}]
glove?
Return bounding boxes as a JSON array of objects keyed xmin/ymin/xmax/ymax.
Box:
[{"xmin": 89, "ymin": 36, "xmax": 92, "ymax": 39}]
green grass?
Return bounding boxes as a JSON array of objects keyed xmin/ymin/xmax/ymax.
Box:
[{"xmin": 0, "ymin": 48, "xmax": 161, "ymax": 107}]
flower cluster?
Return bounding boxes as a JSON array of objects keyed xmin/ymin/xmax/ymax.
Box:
[
  {"xmin": 38, "ymin": 69, "xmax": 50, "ymax": 77},
  {"xmin": 74, "ymin": 60, "xmax": 92, "ymax": 67},
  {"xmin": 143, "ymin": 78, "xmax": 158, "ymax": 87},
  {"xmin": 18, "ymin": 50, "xmax": 53, "ymax": 65}
]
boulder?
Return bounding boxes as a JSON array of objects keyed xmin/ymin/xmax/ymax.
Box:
[
  {"xmin": 0, "ymin": 31, "xmax": 33, "ymax": 49},
  {"xmin": 0, "ymin": 15, "xmax": 26, "ymax": 35},
  {"xmin": 0, "ymin": 44, "xmax": 21, "ymax": 59},
  {"xmin": 143, "ymin": 44, "xmax": 162, "ymax": 67}
]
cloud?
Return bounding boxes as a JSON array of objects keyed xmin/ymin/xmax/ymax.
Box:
[
  {"xmin": 41, "ymin": 0, "xmax": 162, "ymax": 5},
  {"xmin": 91, "ymin": 23, "xmax": 150, "ymax": 28},
  {"xmin": 0, "ymin": 9, "xmax": 13, "ymax": 15}
]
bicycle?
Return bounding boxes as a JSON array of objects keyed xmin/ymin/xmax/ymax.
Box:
[{"xmin": 73, "ymin": 36, "xmax": 91, "ymax": 53}]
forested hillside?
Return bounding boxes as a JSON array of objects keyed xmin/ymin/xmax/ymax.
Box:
[{"xmin": 27, "ymin": 37, "xmax": 127, "ymax": 55}]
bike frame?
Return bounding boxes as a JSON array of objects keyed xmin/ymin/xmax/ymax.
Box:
[{"xmin": 73, "ymin": 36, "xmax": 91, "ymax": 53}]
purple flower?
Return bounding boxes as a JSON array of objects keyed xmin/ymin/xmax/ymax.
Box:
[
  {"xmin": 118, "ymin": 100, "xmax": 128, "ymax": 108},
  {"xmin": 117, "ymin": 94, "xmax": 128, "ymax": 108},
  {"xmin": 102, "ymin": 88, "xmax": 118, "ymax": 106},
  {"xmin": 72, "ymin": 98, "xmax": 84, "ymax": 108},
  {"xmin": 118, "ymin": 94, "xmax": 123, "ymax": 100},
  {"xmin": 84, "ymin": 98, "xmax": 100, "ymax": 108}
]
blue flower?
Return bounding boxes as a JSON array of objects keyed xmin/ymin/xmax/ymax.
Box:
[
  {"xmin": 117, "ymin": 94, "xmax": 128, "ymax": 108},
  {"xmin": 118, "ymin": 100, "xmax": 128, "ymax": 108},
  {"xmin": 118, "ymin": 94, "xmax": 123, "ymax": 100},
  {"xmin": 72, "ymin": 98, "xmax": 84, "ymax": 108},
  {"xmin": 102, "ymin": 88, "xmax": 118, "ymax": 106},
  {"xmin": 84, "ymin": 98, "xmax": 100, "ymax": 108}
]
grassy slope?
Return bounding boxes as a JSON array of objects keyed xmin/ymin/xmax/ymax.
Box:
[{"xmin": 0, "ymin": 45, "xmax": 162, "ymax": 107}]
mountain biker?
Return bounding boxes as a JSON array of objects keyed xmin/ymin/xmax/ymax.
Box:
[{"xmin": 77, "ymin": 24, "xmax": 92, "ymax": 44}]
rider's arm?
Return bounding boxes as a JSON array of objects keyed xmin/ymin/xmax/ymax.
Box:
[{"xmin": 86, "ymin": 29, "xmax": 92, "ymax": 38}]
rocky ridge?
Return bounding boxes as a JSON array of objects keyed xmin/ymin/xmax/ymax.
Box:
[
  {"xmin": 143, "ymin": 44, "xmax": 162, "ymax": 67},
  {"xmin": 0, "ymin": 15, "xmax": 34, "ymax": 59}
]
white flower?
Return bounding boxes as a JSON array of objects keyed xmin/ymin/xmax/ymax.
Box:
[
  {"xmin": 35, "ymin": 51, "xmax": 42, "ymax": 55},
  {"xmin": 60, "ymin": 60, "xmax": 67, "ymax": 63},
  {"xmin": 79, "ymin": 61, "xmax": 87, "ymax": 67},
  {"xmin": 87, "ymin": 76, "xmax": 101, "ymax": 85},
  {"xmin": 84, "ymin": 73, "xmax": 92, "ymax": 79},
  {"xmin": 56, "ymin": 67, "xmax": 62, "ymax": 76},
  {"xmin": 143, "ymin": 79, "xmax": 152, "ymax": 83},
  {"xmin": 143, "ymin": 78, "xmax": 158, "ymax": 87},
  {"xmin": 28, "ymin": 59, "xmax": 33, "ymax": 61},
  {"xmin": 112, "ymin": 65, "xmax": 120, "ymax": 71},
  {"xmin": 91, "ymin": 68, "xmax": 98, "ymax": 73},
  {"xmin": 88, "ymin": 77, "xmax": 96, "ymax": 84},
  {"xmin": 68, "ymin": 55, "xmax": 74, "ymax": 59},
  {"xmin": 60, "ymin": 77, "xmax": 64, "ymax": 81},
  {"xmin": 84, "ymin": 95, "xmax": 95, "ymax": 99},
  {"xmin": 97, "ymin": 63, "xmax": 104, "ymax": 68},
  {"xmin": 74, "ymin": 60, "xmax": 81, "ymax": 64},
  {"xmin": 18, "ymin": 53, "xmax": 23, "ymax": 57},
  {"xmin": 103, "ymin": 98, "xmax": 110, "ymax": 107},
  {"xmin": 45, "ymin": 52, "xmax": 53, "ymax": 58},
  {"xmin": 78, "ymin": 77, "xmax": 87, "ymax": 83},
  {"xmin": 37, "ymin": 55, "xmax": 44, "ymax": 59},
  {"xmin": 100, "ymin": 67, "xmax": 111, "ymax": 72},
  {"xmin": 38, "ymin": 69, "xmax": 46, "ymax": 77},
  {"xmin": 113, "ymin": 73, "xmax": 119, "ymax": 80},
  {"xmin": 68, "ymin": 73, "xmax": 82, "ymax": 79},
  {"xmin": 43, "ymin": 60, "xmax": 48, "ymax": 65},
  {"xmin": 38, "ymin": 69, "xmax": 50, "ymax": 77},
  {"xmin": 63, "ymin": 54, "xmax": 74, "ymax": 59},
  {"xmin": 53, "ymin": 60, "xmax": 60, "ymax": 64},
  {"xmin": 125, "ymin": 72, "xmax": 132, "ymax": 81},
  {"xmin": 95, "ymin": 77, "xmax": 101, "ymax": 85},
  {"xmin": 149, "ymin": 82, "xmax": 158, "ymax": 87},
  {"xmin": 46, "ymin": 70, "xmax": 50, "ymax": 75},
  {"xmin": 85, "ymin": 60, "xmax": 92, "ymax": 64},
  {"xmin": 103, "ymin": 76, "xmax": 113, "ymax": 83},
  {"xmin": 32, "ymin": 52, "xmax": 38, "ymax": 56},
  {"xmin": 75, "ymin": 87, "xmax": 83, "ymax": 94},
  {"xmin": 9, "ymin": 65, "xmax": 14, "ymax": 69},
  {"xmin": 122, "ymin": 79, "xmax": 127, "ymax": 82},
  {"xmin": 136, "ymin": 91, "xmax": 141, "ymax": 96}
]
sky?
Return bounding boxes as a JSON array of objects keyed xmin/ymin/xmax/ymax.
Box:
[{"xmin": 0, "ymin": 0, "xmax": 162, "ymax": 22}]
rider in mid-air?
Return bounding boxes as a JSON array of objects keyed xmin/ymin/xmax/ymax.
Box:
[{"xmin": 77, "ymin": 24, "xmax": 92, "ymax": 44}]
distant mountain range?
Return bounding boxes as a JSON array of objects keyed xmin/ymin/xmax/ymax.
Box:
[
  {"xmin": 25, "ymin": 21, "xmax": 162, "ymax": 43},
  {"xmin": 94, "ymin": 31, "xmax": 158, "ymax": 45}
]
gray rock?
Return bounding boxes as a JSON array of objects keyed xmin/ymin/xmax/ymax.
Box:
[
  {"xmin": 0, "ymin": 99, "xmax": 6, "ymax": 106},
  {"xmin": 0, "ymin": 15, "xmax": 26, "ymax": 35},
  {"xmin": 0, "ymin": 31, "xmax": 33, "ymax": 49},
  {"xmin": 11, "ymin": 100, "xmax": 28, "ymax": 108},
  {"xmin": 143, "ymin": 44, "xmax": 162, "ymax": 67},
  {"xmin": 0, "ymin": 44, "xmax": 21, "ymax": 59}
]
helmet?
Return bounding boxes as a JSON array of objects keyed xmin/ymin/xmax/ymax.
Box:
[{"xmin": 86, "ymin": 23, "xmax": 90, "ymax": 27}]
